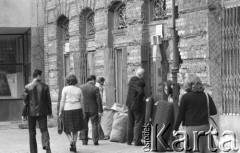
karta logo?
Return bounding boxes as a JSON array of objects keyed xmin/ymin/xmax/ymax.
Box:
[{"xmin": 142, "ymin": 124, "xmax": 239, "ymax": 152}]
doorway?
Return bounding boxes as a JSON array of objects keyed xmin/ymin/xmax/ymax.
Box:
[
  {"xmin": 86, "ymin": 51, "xmax": 95, "ymax": 76},
  {"xmin": 115, "ymin": 48, "xmax": 127, "ymax": 106}
]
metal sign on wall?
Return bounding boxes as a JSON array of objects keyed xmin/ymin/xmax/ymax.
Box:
[{"xmin": 156, "ymin": 24, "xmax": 163, "ymax": 38}]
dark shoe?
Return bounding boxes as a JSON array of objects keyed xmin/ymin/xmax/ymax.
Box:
[
  {"xmin": 70, "ymin": 141, "xmax": 76, "ymax": 152},
  {"xmin": 82, "ymin": 142, "xmax": 88, "ymax": 145},
  {"xmin": 94, "ymin": 141, "xmax": 99, "ymax": 145},
  {"xmin": 134, "ymin": 141, "xmax": 144, "ymax": 146},
  {"xmin": 100, "ymin": 135, "xmax": 110, "ymax": 140},
  {"xmin": 70, "ymin": 141, "xmax": 74, "ymax": 151},
  {"xmin": 44, "ymin": 145, "xmax": 51, "ymax": 153}
]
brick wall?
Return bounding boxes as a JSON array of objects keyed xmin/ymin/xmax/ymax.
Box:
[
  {"xmin": 176, "ymin": 0, "xmax": 222, "ymax": 124},
  {"xmin": 44, "ymin": 0, "xmax": 222, "ymax": 110},
  {"xmin": 44, "ymin": 0, "xmax": 149, "ymax": 107},
  {"xmin": 176, "ymin": 0, "xmax": 222, "ymax": 104}
]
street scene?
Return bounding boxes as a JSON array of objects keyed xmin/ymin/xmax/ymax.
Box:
[
  {"xmin": 0, "ymin": 123, "xmax": 143, "ymax": 153},
  {"xmin": 1, "ymin": 0, "xmax": 240, "ymax": 153}
]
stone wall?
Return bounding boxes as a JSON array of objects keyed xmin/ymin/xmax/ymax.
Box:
[
  {"xmin": 173, "ymin": 0, "xmax": 222, "ymax": 128},
  {"xmin": 43, "ymin": 0, "xmax": 222, "ymax": 106},
  {"xmin": 44, "ymin": 0, "xmax": 149, "ymax": 108},
  {"xmin": 148, "ymin": 0, "xmax": 222, "ymax": 125},
  {"xmin": 44, "ymin": 0, "xmax": 223, "ymax": 110}
]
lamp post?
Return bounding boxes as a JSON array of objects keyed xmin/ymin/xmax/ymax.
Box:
[{"xmin": 171, "ymin": 0, "xmax": 179, "ymax": 122}]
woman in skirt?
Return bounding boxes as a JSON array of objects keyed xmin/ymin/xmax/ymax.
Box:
[{"xmin": 59, "ymin": 74, "xmax": 85, "ymax": 152}]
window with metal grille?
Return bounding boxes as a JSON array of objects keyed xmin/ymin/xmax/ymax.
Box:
[
  {"xmin": 115, "ymin": 5, "xmax": 127, "ymax": 29},
  {"xmin": 221, "ymin": 6, "xmax": 240, "ymax": 115},
  {"xmin": 86, "ymin": 12, "xmax": 95, "ymax": 36}
]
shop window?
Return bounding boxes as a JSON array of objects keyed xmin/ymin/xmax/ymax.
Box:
[{"xmin": 0, "ymin": 32, "xmax": 30, "ymax": 99}]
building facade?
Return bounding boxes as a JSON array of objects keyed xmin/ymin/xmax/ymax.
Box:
[
  {"xmin": 0, "ymin": 0, "xmax": 45, "ymax": 121},
  {"xmin": 44, "ymin": 0, "xmax": 240, "ymax": 149}
]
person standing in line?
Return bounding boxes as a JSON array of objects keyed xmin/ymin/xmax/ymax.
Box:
[
  {"xmin": 80, "ymin": 75, "xmax": 103, "ymax": 145},
  {"xmin": 126, "ymin": 68, "xmax": 146, "ymax": 146},
  {"xmin": 95, "ymin": 77, "xmax": 110, "ymax": 140},
  {"xmin": 173, "ymin": 74, "xmax": 217, "ymax": 153},
  {"xmin": 59, "ymin": 74, "xmax": 85, "ymax": 152},
  {"xmin": 22, "ymin": 69, "xmax": 53, "ymax": 153}
]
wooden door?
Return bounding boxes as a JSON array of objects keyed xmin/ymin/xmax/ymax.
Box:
[
  {"xmin": 64, "ymin": 54, "xmax": 70, "ymax": 77},
  {"xmin": 105, "ymin": 48, "xmax": 116, "ymax": 108},
  {"xmin": 115, "ymin": 48, "xmax": 127, "ymax": 106},
  {"xmin": 87, "ymin": 51, "xmax": 95, "ymax": 76},
  {"xmin": 80, "ymin": 52, "xmax": 87, "ymax": 84},
  {"xmin": 115, "ymin": 49, "xmax": 123, "ymax": 105}
]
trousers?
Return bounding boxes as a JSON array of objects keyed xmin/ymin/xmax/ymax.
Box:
[
  {"xmin": 127, "ymin": 107, "xmax": 145, "ymax": 144},
  {"xmin": 28, "ymin": 115, "xmax": 50, "ymax": 153},
  {"xmin": 185, "ymin": 124, "xmax": 211, "ymax": 153},
  {"xmin": 80, "ymin": 112, "xmax": 99, "ymax": 143},
  {"xmin": 98, "ymin": 116, "xmax": 105, "ymax": 139}
]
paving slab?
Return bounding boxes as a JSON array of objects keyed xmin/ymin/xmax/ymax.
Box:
[{"xmin": 0, "ymin": 126, "xmax": 145, "ymax": 153}]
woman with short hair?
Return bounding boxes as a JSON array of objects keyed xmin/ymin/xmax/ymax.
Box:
[
  {"xmin": 59, "ymin": 74, "xmax": 85, "ymax": 152},
  {"xmin": 174, "ymin": 74, "xmax": 217, "ymax": 153}
]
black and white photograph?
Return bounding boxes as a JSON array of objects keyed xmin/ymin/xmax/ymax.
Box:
[{"xmin": 0, "ymin": 0, "xmax": 239, "ymax": 153}]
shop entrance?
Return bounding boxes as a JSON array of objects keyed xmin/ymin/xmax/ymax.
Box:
[{"xmin": 0, "ymin": 27, "xmax": 31, "ymax": 121}]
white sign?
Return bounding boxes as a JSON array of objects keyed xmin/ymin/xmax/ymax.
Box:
[
  {"xmin": 65, "ymin": 43, "xmax": 69, "ymax": 53},
  {"xmin": 156, "ymin": 24, "xmax": 163, "ymax": 38}
]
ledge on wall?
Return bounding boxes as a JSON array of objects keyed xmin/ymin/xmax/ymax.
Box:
[{"xmin": 112, "ymin": 28, "xmax": 127, "ymax": 36}]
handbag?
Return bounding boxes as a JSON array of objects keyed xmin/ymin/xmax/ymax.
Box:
[
  {"xmin": 57, "ymin": 115, "xmax": 64, "ymax": 135},
  {"xmin": 204, "ymin": 92, "xmax": 219, "ymax": 147}
]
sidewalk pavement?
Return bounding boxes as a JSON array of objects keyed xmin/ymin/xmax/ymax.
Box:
[{"xmin": 0, "ymin": 122, "xmax": 145, "ymax": 153}]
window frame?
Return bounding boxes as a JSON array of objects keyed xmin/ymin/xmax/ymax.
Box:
[{"xmin": 0, "ymin": 31, "xmax": 30, "ymax": 100}]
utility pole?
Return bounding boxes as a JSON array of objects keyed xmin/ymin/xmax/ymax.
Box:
[{"xmin": 171, "ymin": 0, "xmax": 179, "ymax": 122}]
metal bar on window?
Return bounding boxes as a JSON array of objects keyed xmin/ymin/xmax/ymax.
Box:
[
  {"xmin": 223, "ymin": 0, "xmax": 240, "ymax": 8},
  {"xmin": 222, "ymin": 8, "xmax": 226, "ymax": 114},
  {"xmin": 236, "ymin": 7, "xmax": 240, "ymax": 115},
  {"xmin": 222, "ymin": 6, "xmax": 240, "ymax": 115}
]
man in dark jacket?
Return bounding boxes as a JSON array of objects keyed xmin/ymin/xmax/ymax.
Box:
[
  {"xmin": 80, "ymin": 75, "xmax": 103, "ymax": 145},
  {"xmin": 126, "ymin": 68, "xmax": 145, "ymax": 146},
  {"xmin": 22, "ymin": 69, "xmax": 53, "ymax": 153}
]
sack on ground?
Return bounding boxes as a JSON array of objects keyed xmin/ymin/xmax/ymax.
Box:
[
  {"xmin": 110, "ymin": 112, "xmax": 128, "ymax": 143},
  {"xmin": 101, "ymin": 109, "xmax": 115, "ymax": 136}
]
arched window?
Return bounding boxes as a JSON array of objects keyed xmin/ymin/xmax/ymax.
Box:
[
  {"xmin": 151, "ymin": 0, "xmax": 167, "ymax": 21},
  {"xmin": 57, "ymin": 15, "xmax": 70, "ymax": 87},
  {"xmin": 86, "ymin": 12, "xmax": 95, "ymax": 36},
  {"xmin": 116, "ymin": 5, "xmax": 127, "ymax": 29},
  {"xmin": 58, "ymin": 17, "xmax": 69, "ymax": 43},
  {"xmin": 79, "ymin": 8, "xmax": 96, "ymax": 84}
]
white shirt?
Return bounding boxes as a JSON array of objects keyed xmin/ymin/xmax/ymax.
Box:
[
  {"xmin": 95, "ymin": 82, "xmax": 106, "ymax": 105},
  {"xmin": 61, "ymin": 85, "xmax": 83, "ymax": 110}
]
